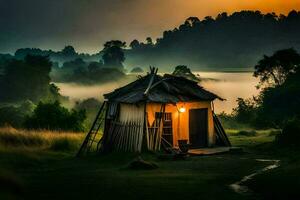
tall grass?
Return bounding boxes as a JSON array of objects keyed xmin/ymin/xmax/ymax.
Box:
[{"xmin": 0, "ymin": 126, "xmax": 85, "ymax": 152}]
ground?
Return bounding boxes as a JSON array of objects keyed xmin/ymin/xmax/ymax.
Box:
[{"xmin": 0, "ymin": 127, "xmax": 299, "ymax": 200}]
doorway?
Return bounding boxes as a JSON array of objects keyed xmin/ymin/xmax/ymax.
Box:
[{"xmin": 189, "ymin": 108, "xmax": 208, "ymax": 148}]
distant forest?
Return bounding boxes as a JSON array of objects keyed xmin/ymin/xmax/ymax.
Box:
[{"xmin": 1, "ymin": 10, "xmax": 300, "ymax": 71}]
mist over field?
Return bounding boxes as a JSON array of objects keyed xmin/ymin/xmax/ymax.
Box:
[{"xmin": 55, "ymin": 71, "xmax": 259, "ymax": 113}]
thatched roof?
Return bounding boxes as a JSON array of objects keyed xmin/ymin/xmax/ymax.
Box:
[{"xmin": 104, "ymin": 68, "xmax": 223, "ymax": 103}]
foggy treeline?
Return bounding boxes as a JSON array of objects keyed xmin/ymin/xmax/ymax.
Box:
[
  {"xmin": 1, "ymin": 10, "xmax": 300, "ymax": 72},
  {"xmin": 127, "ymin": 10, "xmax": 300, "ymax": 70}
]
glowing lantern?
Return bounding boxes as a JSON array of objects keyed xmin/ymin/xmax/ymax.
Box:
[{"xmin": 179, "ymin": 106, "xmax": 186, "ymax": 113}]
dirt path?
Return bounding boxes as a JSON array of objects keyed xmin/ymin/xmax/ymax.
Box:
[{"xmin": 229, "ymin": 159, "xmax": 280, "ymax": 194}]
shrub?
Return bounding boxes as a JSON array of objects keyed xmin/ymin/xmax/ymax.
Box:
[
  {"xmin": 0, "ymin": 101, "xmax": 35, "ymax": 128},
  {"xmin": 276, "ymin": 119, "xmax": 300, "ymax": 146},
  {"xmin": 24, "ymin": 101, "xmax": 86, "ymax": 132}
]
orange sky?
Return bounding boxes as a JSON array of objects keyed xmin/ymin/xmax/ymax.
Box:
[{"xmin": 1, "ymin": 0, "xmax": 300, "ymax": 53}]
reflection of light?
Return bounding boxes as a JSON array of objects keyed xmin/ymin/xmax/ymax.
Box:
[{"xmin": 179, "ymin": 107, "xmax": 186, "ymax": 113}]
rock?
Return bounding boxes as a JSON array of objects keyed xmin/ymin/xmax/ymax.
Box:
[{"xmin": 128, "ymin": 156, "xmax": 158, "ymax": 170}]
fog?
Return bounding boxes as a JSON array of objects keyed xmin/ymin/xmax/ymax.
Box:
[
  {"xmin": 55, "ymin": 72, "xmax": 259, "ymax": 113},
  {"xmin": 199, "ymin": 72, "xmax": 260, "ymax": 113}
]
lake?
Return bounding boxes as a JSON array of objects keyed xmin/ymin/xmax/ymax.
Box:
[{"xmin": 55, "ymin": 72, "xmax": 260, "ymax": 114}]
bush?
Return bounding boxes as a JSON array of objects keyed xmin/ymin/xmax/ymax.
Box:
[
  {"xmin": 24, "ymin": 101, "xmax": 86, "ymax": 132},
  {"xmin": 74, "ymin": 98, "xmax": 102, "ymax": 128},
  {"xmin": 276, "ymin": 119, "xmax": 300, "ymax": 146},
  {"xmin": 0, "ymin": 101, "xmax": 35, "ymax": 128}
]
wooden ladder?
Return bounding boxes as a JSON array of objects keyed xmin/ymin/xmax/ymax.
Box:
[
  {"xmin": 76, "ymin": 101, "xmax": 107, "ymax": 157},
  {"xmin": 213, "ymin": 112, "xmax": 231, "ymax": 147}
]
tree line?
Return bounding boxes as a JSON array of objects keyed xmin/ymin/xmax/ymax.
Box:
[
  {"xmin": 3, "ymin": 10, "xmax": 300, "ymax": 71},
  {"xmin": 127, "ymin": 10, "xmax": 300, "ymax": 70},
  {"xmin": 0, "ymin": 41, "xmax": 129, "ymax": 131},
  {"xmin": 221, "ymin": 48, "xmax": 300, "ymax": 145}
]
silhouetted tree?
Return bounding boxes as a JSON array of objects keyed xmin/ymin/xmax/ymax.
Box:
[
  {"xmin": 130, "ymin": 39, "xmax": 140, "ymax": 49},
  {"xmin": 254, "ymin": 48, "xmax": 300, "ymax": 88},
  {"xmin": 0, "ymin": 55, "xmax": 54, "ymax": 102},
  {"xmin": 146, "ymin": 37, "xmax": 154, "ymax": 46},
  {"xmin": 61, "ymin": 45, "xmax": 77, "ymax": 57},
  {"xmin": 127, "ymin": 10, "xmax": 300, "ymax": 71},
  {"xmin": 232, "ymin": 48, "xmax": 300, "ymax": 128},
  {"xmin": 185, "ymin": 17, "xmax": 200, "ymax": 27},
  {"xmin": 172, "ymin": 65, "xmax": 200, "ymax": 82},
  {"xmin": 62, "ymin": 58, "xmax": 86, "ymax": 69},
  {"xmin": 101, "ymin": 40, "xmax": 126, "ymax": 70},
  {"xmin": 88, "ymin": 61, "xmax": 103, "ymax": 73}
]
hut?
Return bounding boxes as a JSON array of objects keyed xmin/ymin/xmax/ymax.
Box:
[{"xmin": 77, "ymin": 67, "xmax": 230, "ymax": 156}]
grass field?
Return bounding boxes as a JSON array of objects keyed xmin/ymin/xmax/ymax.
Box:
[{"xmin": 0, "ymin": 127, "xmax": 299, "ymax": 200}]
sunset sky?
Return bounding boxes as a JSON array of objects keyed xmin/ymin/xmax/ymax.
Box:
[{"xmin": 0, "ymin": 0, "xmax": 300, "ymax": 53}]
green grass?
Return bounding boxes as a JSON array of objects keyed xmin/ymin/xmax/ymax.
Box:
[
  {"xmin": 227, "ymin": 129, "xmax": 280, "ymax": 148},
  {"xmin": 0, "ymin": 127, "xmax": 299, "ymax": 200}
]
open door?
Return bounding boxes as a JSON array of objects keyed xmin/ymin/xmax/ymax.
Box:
[{"xmin": 189, "ymin": 108, "xmax": 208, "ymax": 148}]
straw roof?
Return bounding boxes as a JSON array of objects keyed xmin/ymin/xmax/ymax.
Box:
[{"xmin": 104, "ymin": 68, "xmax": 223, "ymax": 103}]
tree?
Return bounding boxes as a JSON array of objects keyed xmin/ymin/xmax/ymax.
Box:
[
  {"xmin": 61, "ymin": 45, "xmax": 77, "ymax": 57},
  {"xmin": 24, "ymin": 101, "xmax": 86, "ymax": 132},
  {"xmin": 0, "ymin": 100, "xmax": 35, "ymax": 127},
  {"xmin": 146, "ymin": 37, "xmax": 153, "ymax": 46},
  {"xmin": 257, "ymin": 67, "xmax": 300, "ymax": 127},
  {"xmin": 254, "ymin": 48, "xmax": 300, "ymax": 88},
  {"xmin": 0, "ymin": 55, "xmax": 53, "ymax": 102},
  {"xmin": 88, "ymin": 61, "xmax": 103, "ymax": 73},
  {"xmin": 172, "ymin": 65, "xmax": 200, "ymax": 82},
  {"xmin": 130, "ymin": 39, "xmax": 140, "ymax": 49},
  {"xmin": 62, "ymin": 58, "xmax": 86, "ymax": 69},
  {"xmin": 101, "ymin": 40, "xmax": 126, "ymax": 69},
  {"xmin": 184, "ymin": 17, "xmax": 200, "ymax": 27},
  {"xmin": 232, "ymin": 97, "xmax": 259, "ymax": 124}
]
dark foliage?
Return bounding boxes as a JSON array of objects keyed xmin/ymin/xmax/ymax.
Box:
[
  {"xmin": 24, "ymin": 101, "xmax": 86, "ymax": 132},
  {"xmin": 0, "ymin": 55, "xmax": 61, "ymax": 102},
  {"xmin": 276, "ymin": 119, "xmax": 300, "ymax": 146},
  {"xmin": 254, "ymin": 48, "xmax": 300, "ymax": 88},
  {"xmin": 10, "ymin": 11, "xmax": 300, "ymax": 71},
  {"xmin": 0, "ymin": 101, "xmax": 35, "ymax": 127},
  {"xmin": 127, "ymin": 10, "xmax": 300, "ymax": 70},
  {"xmin": 74, "ymin": 98, "xmax": 102, "ymax": 127},
  {"xmin": 258, "ymin": 67, "xmax": 300, "ymax": 127},
  {"xmin": 14, "ymin": 46, "xmax": 100, "ymax": 65},
  {"xmin": 232, "ymin": 48, "xmax": 300, "ymax": 128},
  {"xmin": 232, "ymin": 97, "xmax": 259, "ymax": 125},
  {"xmin": 102, "ymin": 40, "xmax": 126, "ymax": 70},
  {"xmin": 74, "ymin": 98, "xmax": 102, "ymax": 111},
  {"xmin": 172, "ymin": 65, "xmax": 200, "ymax": 82},
  {"xmin": 51, "ymin": 57, "xmax": 125, "ymax": 84}
]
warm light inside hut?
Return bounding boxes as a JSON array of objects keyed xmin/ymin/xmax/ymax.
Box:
[{"xmin": 179, "ymin": 106, "xmax": 186, "ymax": 113}]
